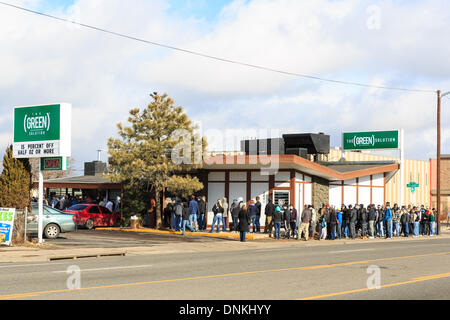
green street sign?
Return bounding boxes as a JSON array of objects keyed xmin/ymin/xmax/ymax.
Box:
[
  {"xmin": 343, "ymin": 130, "xmax": 399, "ymax": 150},
  {"xmin": 407, "ymin": 182, "xmax": 419, "ymax": 193},
  {"xmin": 13, "ymin": 103, "xmax": 71, "ymax": 159}
]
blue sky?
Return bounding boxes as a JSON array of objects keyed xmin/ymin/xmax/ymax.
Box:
[{"xmin": 1, "ymin": 0, "xmax": 449, "ymax": 173}]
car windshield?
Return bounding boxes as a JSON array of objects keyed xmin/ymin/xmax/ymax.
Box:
[
  {"xmin": 67, "ymin": 205, "xmax": 88, "ymax": 211},
  {"xmin": 30, "ymin": 204, "xmax": 67, "ymax": 215}
]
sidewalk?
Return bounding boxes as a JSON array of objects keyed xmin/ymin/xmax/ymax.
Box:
[{"xmin": 1, "ymin": 228, "xmax": 449, "ymax": 263}]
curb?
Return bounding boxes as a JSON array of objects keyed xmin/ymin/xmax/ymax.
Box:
[
  {"xmin": 48, "ymin": 251, "xmax": 126, "ymax": 261},
  {"xmin": 96, "ymin": 227, "xmax": 261, "ymax": 240}
]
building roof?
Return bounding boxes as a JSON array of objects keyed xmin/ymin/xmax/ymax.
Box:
[
  {"xmin": 320, "ymin": 161, "xmax": 397, "ymax": 173},
  {"xmin": 33, "ymin": 175, "xmax": 122, "ymax": 190},
  {"xmin": 202, "ymin": 154, "xmax": 399, "ymax": 181}
]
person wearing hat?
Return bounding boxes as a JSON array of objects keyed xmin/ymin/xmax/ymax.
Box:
[{"xmin": 273, "ymin": 205, "xmax": 283, "ymax": 240}]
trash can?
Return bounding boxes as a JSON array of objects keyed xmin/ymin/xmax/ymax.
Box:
[{"xmin": 130, "ymin": 216, "xmax": 139, "ymax": 229}]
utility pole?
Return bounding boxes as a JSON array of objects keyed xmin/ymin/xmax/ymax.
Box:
[
  {"xmin": 437, "ymin": 90, "xmax": 450, "ymax": 235},
  {"xmin": 437, "ymin": 90, "xmax": 441, "ymax": 235}
]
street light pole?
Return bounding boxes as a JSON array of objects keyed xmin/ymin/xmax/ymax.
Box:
[{"xmin": 437, "ymin": 90, "xmax": 450, "ymax": 236}]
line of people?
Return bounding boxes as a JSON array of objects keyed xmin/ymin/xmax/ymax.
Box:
[
  {"xmin": 163, "ymin": 195, "xmax": 439, "ymax": 241},
  {"xmin": 266, "ymin": 202, "xmax": 439, "ymax": 240}
]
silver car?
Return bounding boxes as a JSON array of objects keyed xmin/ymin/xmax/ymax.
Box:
[{"xmin": 27, "ymin": 203, "xmax": 77, "ymax": 239}]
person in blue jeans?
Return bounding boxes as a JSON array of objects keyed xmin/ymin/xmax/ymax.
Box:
[
  {"xmin": 247, "ymin": 200, "xmax": 259, "ymax": 233},
  {"xmin": 384, "ymin": 203, "xmax": 393, "ymax": 238},
  {"xmin": 273, "ymin": 205, "xmax": 283, "ymax": 240},
  {"xmin": 210, "ymin": 199, "xmax": 224, "ymax": 233},
  {"xmin": 255, "ymin": 197, "xmax": 262, "ymax": 233},
  {"xmin": 188, "ymin": 195, "xmax": 199, "ymax": 232},
  {"xmin": 182, "ymin": 201, "xmax": 194, "ymax": 235}
]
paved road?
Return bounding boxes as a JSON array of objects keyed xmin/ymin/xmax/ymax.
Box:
[
  {"xmin": 45, "ymin": 229, "xmax": 228, "ymax": 248},
  {"xmin": 0, "ymin": 236, "xmax": 449, "ymax": 300}
]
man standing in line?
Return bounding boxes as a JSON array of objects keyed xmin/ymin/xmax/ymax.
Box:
[
  {"xmin": 368, "ymin": 204, "xmax": 377, "ymax": 239},
  {"xmin": 264, "ymin": 199, "xmax": 275, "ymax": 236},
  {"xmin": 309, "ymin": 205, "xmax": 317, "ymax": 240},
  {"xmin": 198, "ymin": 196, "xmax": 207, "ymax": 231},
  {"xmin": 349, "ymin": 204, "xmax": 358, "ymax": 240},
  {"xmin": 360, "ymin": 204, "xmax": 368, "ymax": 239},
  {"xmin": 298, "ymin": 205, "xmax": 311, "ymax": 241},
  {"xmin": 222, "ymin": 197, "xmax": 229, "ymax": 232},
  {"xmin": 384, "ymin": 202, "xmax": 393, "ymax": 239},
  {"xmin": 255, "ymin": 196, "xmax": 262, "ymax": 233},
  {"xmin": 188, "ymin": 195, "xmax": 199, "ymax": 232},
  {"xmin": 377, "ymin": 205, "xmax": 385, "ymax": 238}
]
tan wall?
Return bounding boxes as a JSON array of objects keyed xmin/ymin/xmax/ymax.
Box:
[{"xmin": 329, "ymin": 149, "xmax": 430, "ymax": 207}]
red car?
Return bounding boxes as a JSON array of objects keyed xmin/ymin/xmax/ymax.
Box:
[{"xmin": 64, "ymin": 204, "xmax": 120, "ymax": 229}]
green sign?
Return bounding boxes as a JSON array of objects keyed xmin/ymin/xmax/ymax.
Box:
[
  {"xmin": 13, "ymin": 103, "xmax": 71, "ymax": 159},
  {"xmin": 40, "ymin": 157, "xmax": 67, "ymax": 171},
  {"xmin": 14, "ymin": 104, "xmax": 60, "ymax": 143},
  {"xmin": 343, "ymin": 130, "xmax": 399, "ymax": 150},
  {"xmin": 407, "ymin": 182, "xmax": 419, "ymax": 193}
]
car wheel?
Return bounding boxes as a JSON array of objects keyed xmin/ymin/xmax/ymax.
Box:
[
  {"xmin": 85, "ymin": 219, "xmax": 95, "ymax": 230},
  {"xmin": 44, "ymin": 224, "xmax": 60, "ymax": 239}
]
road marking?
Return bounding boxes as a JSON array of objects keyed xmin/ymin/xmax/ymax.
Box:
[
  {"xmin": 0, "ymin": 251, "xmax": 448, "ymax": 300},
  {"xmin": 0, "ymin": 262, "xmax": 69, "ymax": 269},
  {"xmin": 329, "ymin": 249, "xmax": 375, "ymax": 254},
  {"xmin": 298, "ymin": 272, "xmax": 450, "ymax": 300},
  {"xmin": 52, "ymin": 264, "xmax": 153, "ymax": 273}
]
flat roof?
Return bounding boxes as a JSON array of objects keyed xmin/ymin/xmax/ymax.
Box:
[{"xmin": 33, "ymin": 175, "xmax": 122, "ymax": 190}]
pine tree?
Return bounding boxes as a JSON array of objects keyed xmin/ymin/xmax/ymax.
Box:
[
  {"xmin": 107, "ymin": 93, "xmax": 206, "ymax": 228},
  {"xmin": 0, "ymin": 145, "xmax": 32, "ymax": 209}
]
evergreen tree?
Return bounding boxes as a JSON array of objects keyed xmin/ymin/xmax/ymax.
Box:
[
  {"xmin": 107, "ymin": 93, "xmax": 206, "ymax": 228},
  {"xmin": 0, "ymin": 145, "xmax": 32, "ymax": 209}
]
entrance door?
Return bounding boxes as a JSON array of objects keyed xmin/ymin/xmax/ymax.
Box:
[{"xmin": 273, "ymin": 191, "xmax": 290, "ymax": 207}]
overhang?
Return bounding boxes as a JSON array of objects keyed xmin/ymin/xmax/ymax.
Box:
[{"xmin": 203, "ymin": 155, "xmax": 399, "ymax": 181}]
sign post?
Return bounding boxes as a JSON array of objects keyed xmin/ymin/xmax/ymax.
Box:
[
  {"xmin": 343, "ymin": 130, "xmax": 404, "ymax": 206},
  {"xmin": 13, "ymin": 103, "xmax": 71, "ymax": 243},
  {"xmin": 0, "ymin": 208, "xmax": 16, "ymax": 246}
]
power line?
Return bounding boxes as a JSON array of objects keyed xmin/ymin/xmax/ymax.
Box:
[{"xmin": 0, "ymin": 1, "xmax": 437, "ymax": 94}]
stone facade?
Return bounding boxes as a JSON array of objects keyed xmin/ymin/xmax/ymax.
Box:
[{"xmin": 312, "ymin": 176, "xmax": 329, "ymax": 209}]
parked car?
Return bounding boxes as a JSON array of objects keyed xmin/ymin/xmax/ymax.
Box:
[
  {"xmin": 28, "ymin": 203, "xmax": 77, "ymax": 239},
  {"xmin": 64, "ymin": 204, "xmax": 120, "ymax": 229}
]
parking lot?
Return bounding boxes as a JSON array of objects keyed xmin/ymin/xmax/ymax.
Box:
[{"xmin": 44, "ymin": 228, "xmax": 229, "ymax": 248}]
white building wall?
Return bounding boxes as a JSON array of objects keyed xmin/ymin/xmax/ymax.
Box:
[{"xmin": 329, "ymin": 184, "xmax": 342, "ymax": 208}]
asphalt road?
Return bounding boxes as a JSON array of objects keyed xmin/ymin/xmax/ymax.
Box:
[
  {"xmin": 0, "ymin": 235, "xmax": 449, "ymax": 300},
  {"xmin": 44, "ymin": 229, "xmax": 227, "ymax": 248}
]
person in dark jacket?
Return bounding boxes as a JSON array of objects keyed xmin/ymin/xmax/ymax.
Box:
[
  {"xmin": 273, "ymin": 206, "xmax": 283, "ymax": 240},
  {"xmin": 197, "ymin": 196, "xmax": 207, "ymax": 231},
  {"xmin": 376, "ymin": 205, "xmax": 385, "ymax": 238},
  {"xmin": 182, "ymin": 201, "xmax": 194, "ymax": 235},
  {"xmin": 329, "ymin": 208, "xmax": 337, "ymax": 240},
  {"xmin": 401, "ymin": 207, "xmax": 410, "ymax": 237},
  {"xmin": 247, "ymin": 200, "xmax": 259, "ymax": 233},
  {"xmin": 368, "ymin": 204, "xmax": 377, "ymax": 238},
  {"xmin": 230, "ymin": 199, "xmax": 241, "ymax": 232},
  {"xmin": 289, "ymin": 204, "xmax": 298, "ymax": 239},
  {"xmin": 264, "ymin": 199, "xmax": 275, "ymax": 235},
  {"xmin": 349, "ymin": 205, "xmax": 358, "ymax": 239},
  {"xmin": 343, "ymin": 205, "xmax": 350, "ymax": 238},
  {"xmin": 255, "ymin": 196, "xmax": 262, "ymax": 233},
  {"xmin": 360, "ymin": 204, "xmax": 368, "ymax": 238},
  {"xmin": 283, "ymin": 205, "xmax": 292, "ymax": 239},
  {"xmin": 238, "ymin": 205, "xmax": 250, "ymax": 242}
]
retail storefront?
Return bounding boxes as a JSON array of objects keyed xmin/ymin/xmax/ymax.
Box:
[{"xmin": 199, "ymin": 154, "xmax": 399, "ymax": 227}]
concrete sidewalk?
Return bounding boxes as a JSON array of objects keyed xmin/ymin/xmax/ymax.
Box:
[{"xmin": 1, "ymin": 228, "xmax": 449, "ymax": 263}]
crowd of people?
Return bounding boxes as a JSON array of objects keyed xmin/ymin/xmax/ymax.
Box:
[{"xmin": 163, "ymin": 195, "xmax": 440, "ymax": 242}]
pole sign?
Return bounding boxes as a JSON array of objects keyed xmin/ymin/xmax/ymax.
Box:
[
  {"xmin": 40, "ymin": 157, "xmax": 67, "ymax": 171},
  {"xmin": 13, "ymin": 103, "xmax": 71, "ymax": 158},
  {"xmin": 343, "ymin": 130, "xmax": 399, "ymax": 150},
  {"xmin": 0, "ymin": 208, "xmax": 16, "ymax": 246}
]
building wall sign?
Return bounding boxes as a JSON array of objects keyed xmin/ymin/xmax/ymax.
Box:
[
  {"xmin": 343, "ymin": 130, "xmax": 399, "ymax": 150},
  {"xmin": 13, "ymin": 104, "xmax": 71, "ymax": 158}
]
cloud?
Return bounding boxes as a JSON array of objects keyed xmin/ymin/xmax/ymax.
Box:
[{"xmin": 0, "ymin": 0, "xmax": 449, "ymax": 173}]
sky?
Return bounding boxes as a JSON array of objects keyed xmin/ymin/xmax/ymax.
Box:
[{"xmin": 0, "ymin": 0, "xmax": 449, "ymax": 174}]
